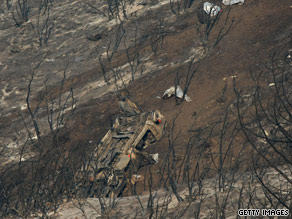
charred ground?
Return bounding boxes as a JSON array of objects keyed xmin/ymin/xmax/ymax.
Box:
[{"xmin": 0, "ymin": 0, "xmax": 292, "ymax": 218}]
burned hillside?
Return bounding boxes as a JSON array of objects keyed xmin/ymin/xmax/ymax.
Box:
[{"xmin": 0, "ymin": 0, "xmax": 292, "ymax": 218}]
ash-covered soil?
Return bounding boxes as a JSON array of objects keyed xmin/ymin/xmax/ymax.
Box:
[
  {"xmin": 54, "ymin": 165, "xmax": 292, "ymax": 219},
  {"xmin": 1, "ymin": 0, "xmax": 206, "ymax": 165},
  {"xmin": 0, "ymin": 0, "xmax": 292, "ymax": 217}
]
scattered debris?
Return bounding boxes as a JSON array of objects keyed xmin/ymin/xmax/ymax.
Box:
[
  {"xmin": 118, "ymin": 91, "xmax": 141, "ymax": 115},
  {"xmin": 198, "ymin": 2, "xmax": 221, "ymax": 24},
  {"xmin": 44, "ymin": 58, "xmax": 55, "ymax": 62},
  {"xmin": 162, "ymin": 85, "xmax": 191, "ymax": 102},
  {"xmin": 152, "ymin": 153, "xmax": 159, "ymax": 163},
  {"xmin": 130, "ymin": 175, "xmax": 144, "ymax": 184},
  {"xmin": 286, "ymin": 50, "xmax": 292, "ymax": 66},
  {"xmin": 222, "ymin": 0, "xmax": 245, "ymax": 6},
  {"xmin": 203, "ymin": 2, "xmax": 221, "ymax": 17}
]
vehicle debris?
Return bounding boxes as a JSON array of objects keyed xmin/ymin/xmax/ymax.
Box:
[
  {"xmin": 118, "ymin": 90, "xmax": 141, "ymax": 115},
  {"xmin": 130, "ymin": 175, "xmax": 144, "ymax": 184},
  {"xmin": 197, "ymin": 2, "xmax": 221, "ymax": 24},
  {"xmin": 162, "ymin": 85, "xmax": 192, "ymax": 102},
  {"xmin": 75, "ymin": 107, "xmax": 165, "ymax": 198},
  {"xmin": 222, "ymin": 0, "xmax": 245, "ymax": 5},
  {"xmin": 287, "ymin": 50, "xmax": 292, "ymax": 66},
  {"xmin": 203, "ymin": 2, "xmax": 221, "ymax": 17}
]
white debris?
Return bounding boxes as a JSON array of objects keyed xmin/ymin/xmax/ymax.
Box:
[
  {"xmin": 268, "ymin": 83, "xmax": 275, "ymax": 87},
  {"xmin": 44, "ymin": 58, "xmax": 55, "ymax": 62},
  {"xmin": 264, "ymin": 129, "xmax": 269, "ymax": 136},
  {"xmin": 222, "ymin": 0, "xmax": 245, "ymax": 5},
  {"xmin": 204, "ymin": 2, "xmax": 221, "ymax": 17},
  {"xmin": 130, "ymin": 174, "xmax": 144, "ymax": 184},
  {"xmin": 152, "ymin": 153, "xmax": 159, "ymax": 163},
  {"xmin": 162, "ymin": 85, "xmax": 192, "ymax": 102}
]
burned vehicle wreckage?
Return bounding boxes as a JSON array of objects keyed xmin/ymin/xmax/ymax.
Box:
[{"xmin": 74, "ymin": 107, "xmax": 165, "ymax": 198}]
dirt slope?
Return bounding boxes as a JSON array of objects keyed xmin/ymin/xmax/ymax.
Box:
[
  {"xmin": 1, "ymin": 0, "xmax": 291, "ymax": 164},
  {"xmin": 116, "ymin": 0, "xmax": 292, "ymax": 161},
  {"xmin": 0, "ymin": 0, "xmax": 292, "ymax": 217},
  {"xmin": 57, "ymin": 0, "xmax": 292, "ymax": 157}
]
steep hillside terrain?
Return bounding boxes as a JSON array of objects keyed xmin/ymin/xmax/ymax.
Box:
[{"xmin": 0, "ymin": 0, "xmax": 292, "ymax": 218}]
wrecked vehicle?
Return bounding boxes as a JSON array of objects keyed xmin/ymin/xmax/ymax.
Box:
[{"xmin": 75, "ymin": 109, "xmax": 165, "ymax": 198}]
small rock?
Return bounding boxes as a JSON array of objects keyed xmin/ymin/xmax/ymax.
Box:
[{"xmin": 86, "ymin": 33, "xmax": 103, "ymax": 41}]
